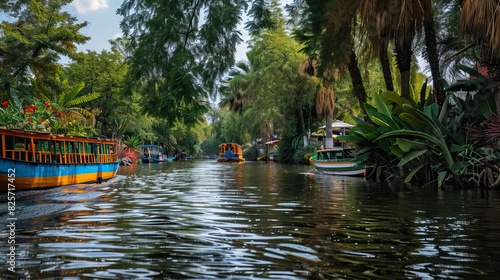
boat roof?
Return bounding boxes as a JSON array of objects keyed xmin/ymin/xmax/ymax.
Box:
[
  {"xmin": 219, "ymin": 143, "xmax": 242, "ymax": 147},
  {"xmin": 319, "ymin": 120, "xmax": 354, "ymax": 129},
  {"xmin": 317, "ymin": 147, "xmax": 349, "ymax": 152}
]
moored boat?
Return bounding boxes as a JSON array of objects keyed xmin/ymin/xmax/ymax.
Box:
[
  {"xmin": 141, "ymin": 144, "xmax": 174, "ymax": 163},
  {"xmin": 217, "ymin": 143, "xmax": 245, "ymax": 162},
  {"xmin": 0, "ymin": 128, "xmax": 120, "ymax": 190},
  {"xmin": 310, "ymin": 147, "xmax": 369, "ymax": 177}
]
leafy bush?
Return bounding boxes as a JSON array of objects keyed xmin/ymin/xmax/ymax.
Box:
[
  {"xmin": 123, "ymin": 134, "xmax": 143, "ymax": 150},
  {"xmin": 293, "ymin": 143, "xmax": 320, "ymax": 164},
  {"xmin": 338, "ymin": 86, "xmax": 495, "ymax": 188},
  {"xmin": 243, "ymin": 145, "xmax": 258, "ymax": 161}
]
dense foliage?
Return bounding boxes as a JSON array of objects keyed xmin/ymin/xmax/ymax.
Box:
[
  {"xmin": 1, "ymin": 1, "xmax": 499, "ymax": 185},
  {"xmin": 339, "ymin": 84, "xmax": 497, "ymax": 188},
  {"xmin": 0, "ymin": 0, "xmax": 88, "ymax": 102}
]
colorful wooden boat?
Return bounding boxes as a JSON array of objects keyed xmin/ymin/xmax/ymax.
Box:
[
  {"xmin": 217, "ymin": 143, "xmax": 245, "ymax": 162},
  {"xmin": 310, "ymin": 147, "xmax": 369, "ymax": 177},
  {"xmin": 141, "ymin": 144, "xmax": 174, "ymax": 163},
  {"xmin": 0, "ymin": 128, "xmax": 120, "ymax": 190}
]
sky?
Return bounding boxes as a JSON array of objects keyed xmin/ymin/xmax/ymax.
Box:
[
  {"xmin": 66, "ymin": 0, "xmax": 122, "ymax": 53},
  {"xmin": 67, "ymin": 0, "xmax": 293, "ymax": 62}
]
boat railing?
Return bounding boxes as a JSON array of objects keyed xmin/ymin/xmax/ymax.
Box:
[
  {"xmin": 62, "ymin": 153, "xmax": 98, "ymax": 164},
  {"xmin": 5, "ymin": 149, "xmax": 31, "ymax": 162},
  {"xmin": 4, "ymin": 148, "xmax": 117, "ymax": 164},
  {"xmin": 314, "ymin": 157, "xmax": 355, "ymax": 164},
  {"xmin": 35, "ymin": 151, "xmax": 52, "ymax": 163},
  {"xmin": 99, "ymin": 154, "xmax": 118, "ymax": 163},
  {"xmin": 61, "ymin": 153, "xmax": 116, "ymax": 164}
]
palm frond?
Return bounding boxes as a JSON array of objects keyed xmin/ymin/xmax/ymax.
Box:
[
  {"xmin": 460, "ymin": 0, "xmax": 500, "ymax": 61},
  {"xmin": 67, "ymin": 91, "xmax": 101, "ymax": 107}
]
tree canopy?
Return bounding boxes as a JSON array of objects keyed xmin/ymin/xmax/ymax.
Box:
[{"xmin": 0, "ymin": 0, "xmax": 88, "ymax": 104}]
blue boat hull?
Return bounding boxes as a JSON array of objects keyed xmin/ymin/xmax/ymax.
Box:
[{"xmin": 0, "ymin": 158, "xmax": 120, "ymax": 190}]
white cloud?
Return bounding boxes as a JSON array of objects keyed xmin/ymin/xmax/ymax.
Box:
[{"xmin": 72, "ymin": 0, "xmax": 109, "ymax": 14}]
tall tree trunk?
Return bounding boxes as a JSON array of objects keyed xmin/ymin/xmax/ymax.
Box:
[
  {"xmin": 424, "ymin": 7, "xmax": 445, "ymax": 106},
  {"xmin": 298, "ymin": 108, "xmax": 308, "ymax": 147},
  {"xmin": 318, "ymin": 77, "xmax": 335, "ymax": 149},
  {"xmin": 347, "ymin": 49, "xmax": 367, "ymax": 115},
  {"xmin": 395, "ymin": 40, "xmax": 413, "ymax": 99},
  {"xmin": 379, "ymin": 42, "xmax": 395, "ymax": 92},
  {"xmin": 325, "ymin": 112, "xmax": 334, "ymax": 149}
]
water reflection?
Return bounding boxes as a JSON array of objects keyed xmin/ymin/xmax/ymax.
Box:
[{"xmin": 1, "ymin": 160, "xmax": 500, "ymax": 279}]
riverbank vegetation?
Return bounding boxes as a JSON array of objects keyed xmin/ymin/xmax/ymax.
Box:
[{"xmin": 1, "ymin": 0, "xmax": 499, "ymax": 187}]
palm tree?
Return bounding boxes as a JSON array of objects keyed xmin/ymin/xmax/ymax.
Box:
[
  {"xmin": 37, "ymin": 78, "xmax": 100, "ymax": 129},
  {"xmin": 359, "ymin": 1, "xmax": 395, "ymax": 92},
  {"xmin": 459, "ymin": 0, "xmax": 500, "ymax": 114},
  {"xmin": 422, "ymin": 0, "xmax": 446, "ymax": 105},
  {"xmin": 291, "ymin": 0, "xmax": 368, "ymax": 148},
  {"xmin": 316, "ymin": 85, "xmax": 336, "ymax": 148},
  {"xmin": 218, "ymin": 61, "xmax": 255, "ymax": 114},
  {"xmin": 360, "ymin": 0, "xmax": 426, "ymax": 100}
]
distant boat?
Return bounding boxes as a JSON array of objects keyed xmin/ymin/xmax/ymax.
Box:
[
  {"xmin": 217, "ymin": 143, "xmax": 245, "ymax": 162},
  {"xmin": 141, "ymin": 144, "xmax": 174, "ymax": 163},
  {"xmin": 264, "ymin": 140, "xmax": 279, "ymax": 162},
  {"xmin": 310, "ymin": 147, "xmax": 370, "ymax": 177},
  {"xmin": 0, "ymin": 128, "xmax": 120, "ymax": 190}
]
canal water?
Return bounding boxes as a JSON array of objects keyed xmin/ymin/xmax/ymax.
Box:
[{"xmin": 1, "ymin": 160, "xmax": 500, "ymax": 279}]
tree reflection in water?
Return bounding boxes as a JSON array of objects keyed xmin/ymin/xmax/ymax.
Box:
[{"xmin": 1, "ymin": 161, "xmax": 499, "ymax": 279}]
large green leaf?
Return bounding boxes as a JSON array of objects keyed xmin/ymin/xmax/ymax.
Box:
[
  {"xmin": 400, "ymin": 112, "xmax": 426, "ymax": 130},
  {"xmin": 398, "ymin": 150, "xmax": 428, "ymax": 167},
  {"xmin": 381, "ymin": 91, "xmax": 406, "ymax": 107},
  {"xmin": 374, "ymin": 94, "xmax": 400, "ymax": 129},
  {"xmin": 423, "ymin": 103, "xmax": 439, "ymax": 120},
  {"xmin": 356, "ymin": 146, "xmax": 374, "ymax": 156},
  {"xmin": 390, "ymin": 145, "xmax": 405, "ymax": 158},
  {"xmin": 396, "ymin": 138, "xmax": 429, "ymax": 152},
  {"xmin": 352, "ymin": 116, "xmax": 369, "ymax": 125},
  {"xmin": 402, "ymin": 104, "xmax": 442, "ymax": 137},
  {"xmin": 362, "ymin": 130, "xmax": 381, "ymax": 141},
  {"xmin": 374, "ymin": 129, "xmax": 454, "ymax": 170},
  {"xmin": 404, "ymin": 164, "xmax": 425, "ymax": 184},
  {"xmin": 438, "ymin": 93, "xmax": 450, "ymax": 123},
  {"xmin": 437, "ymin": 171, "xmax": 448, "ymax": 188},
  {"xmin": 364, "ymin": 104, "xmax": 386, "ymax": 127},
  {"xmin": 354, "ymin": 123, "xmax": 378, "ymax": 132},
  {"xmin": 424, "ymin": 92, "xmax": 435, "ymax": 107},
  {"xmin": 350, "ymin": 125, "xmax": 377, "ymax": 136},
  {"xmin": 378, "ymin": 112, "xmax": 401, "ymax": 130},
  {"xmin": 336, "ymin": 135, "xmax": 367, "ymax": 143},
  {"xmin": 380, "ymin": 91, "xmax": 408, "ymax": 114}
]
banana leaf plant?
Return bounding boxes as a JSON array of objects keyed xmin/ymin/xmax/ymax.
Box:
[{"xmin": 339, "ymin": 80, "xmax": 494, "ymax": 188}]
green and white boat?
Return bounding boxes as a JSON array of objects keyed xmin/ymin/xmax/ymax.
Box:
[{"xmin": 310, "ymin": 147, "xmax": 369, "ymax": 177}]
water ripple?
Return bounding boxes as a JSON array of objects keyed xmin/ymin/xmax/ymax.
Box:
[{"xmin": 1, "ymin": 161, "xmax": 500, "ymax": 279}]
